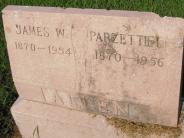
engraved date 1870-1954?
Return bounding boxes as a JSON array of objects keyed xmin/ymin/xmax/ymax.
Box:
[{"xmin": 14, "ymin": 41, "xmax": 72, "ymax": 56}]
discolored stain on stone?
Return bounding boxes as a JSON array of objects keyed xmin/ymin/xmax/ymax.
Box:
[
  {"xmin": 88, "ymin": 76, "xmax": 96, "ymax": 89},
  {"xmin": 5, "ymin": 26, "xmax": 11, "ymax": 33}
]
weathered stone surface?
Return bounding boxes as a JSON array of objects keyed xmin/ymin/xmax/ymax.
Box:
[
  {"xmin": 2, "ymin": 5, "xmax": 184, "ymax": 126},
  {"xmin": 11, "ymin": 99, "xmax": 184, "ymax": 138}
]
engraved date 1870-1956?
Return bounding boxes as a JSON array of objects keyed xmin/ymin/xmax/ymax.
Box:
[{"xmin": 95, "ymin": 50, "xmax": 164, "ymax": 67}]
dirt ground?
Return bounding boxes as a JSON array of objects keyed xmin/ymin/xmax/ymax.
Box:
[
  {"xmin": 106, "ymin": 117, "xmax": 182, "ymax": 138},
  {"xmin": 12, "ymin": 125, "xmax": 21, "ymax": 138}
]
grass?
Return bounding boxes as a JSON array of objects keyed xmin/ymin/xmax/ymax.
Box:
[{"xmin": 1, "ymin": 0, "xmax": 184, "ymax": 138}]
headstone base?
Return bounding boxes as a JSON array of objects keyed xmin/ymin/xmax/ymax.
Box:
[{"xmin": 11, "ymin": 98, "xmax": 184, "ymax": 138}]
